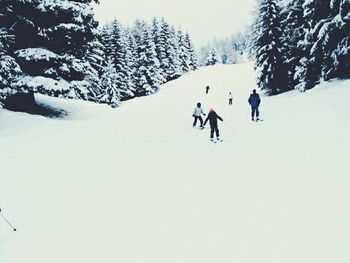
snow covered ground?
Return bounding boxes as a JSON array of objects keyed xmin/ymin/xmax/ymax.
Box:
[{"xmin": 1, "ymin": 63, "xmax": 350, "ymax": 263}]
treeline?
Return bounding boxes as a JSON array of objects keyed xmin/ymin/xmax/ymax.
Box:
[
  {"xmin": 252, "ymin": 0, "xmax": 350, "ymax": 95},
  {"xmin": 199, "ymin": 31, "xmax": 250, "ymax": 66},
  {"xmin": 0, "ymin": 0, "xmax": 198, "ymax": 108},
  {"xmin": 100, "ymin": 18, "xmax": 198, "ymax": 105}
]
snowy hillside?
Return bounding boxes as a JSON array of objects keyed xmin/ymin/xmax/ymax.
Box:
[{"xmin": 1, "ymin": 63, "xmax": 350, "ymax": 263}]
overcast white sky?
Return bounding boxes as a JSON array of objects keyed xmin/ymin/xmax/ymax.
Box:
[{"xmin": 93, "ymin": 0, "xmax": 257, "ymax": 48}]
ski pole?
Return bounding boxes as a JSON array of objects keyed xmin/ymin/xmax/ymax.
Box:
[{"xmin": 0, "ymin": 209, "xmax": 17, "ymax": 232}]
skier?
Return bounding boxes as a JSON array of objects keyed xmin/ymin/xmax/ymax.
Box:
[
  {"xmin": 192, "ymin": 102, "xmax": 206, "ymax": 128},
  {"xmin": 205, "ymin": 85, "xmax": 210, "ymax": 94},
  {"xmin": 228, "ymin": 92, "xmax": 233, "ymax": 105},
  {"xmin": 203, "ymin": 108, "xmax": 223, "ymax": 142},
  {"xmin": 248, "ymin": 89, "xmax": 261, "ymax": 121}
]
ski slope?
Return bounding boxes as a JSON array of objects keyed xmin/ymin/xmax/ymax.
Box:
[{"xmin": 1, "ymin": 63, "xmax": 350, "ymax": 263}]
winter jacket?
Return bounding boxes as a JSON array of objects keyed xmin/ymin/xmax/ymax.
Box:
[
  {"xmin": 248, "ymin": 93, "xmax": 261, "ymax": 108},
  {"xmin": 193, "ymin": 107, "xmax": 205, "ymax": 117},
  {"xmin": 204, "ymin": 111, "xmax": 223, "ymax": 127}
]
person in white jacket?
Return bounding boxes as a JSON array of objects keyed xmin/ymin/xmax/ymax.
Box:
[
  {"xmin": 192, "ymin": 102, "xmax": 206, "ymax": 128},
  {"xmin": 228, "ymin": 92, "xmax": 233, "ymax": 105}
]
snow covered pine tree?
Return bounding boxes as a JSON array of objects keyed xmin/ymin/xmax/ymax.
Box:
[
  {"xmin": 206, "ymin": 49, "xmax": 218, "ymax": 66},
  {"xmin": 133, "ymin": 20, "xmax": 163, "ymax": 95},
  {"xmin": 252, "ymin": 0, "xmax": 288, "ymax": 95},
  {"xmin": 101, "ymin": 19, "xmax": 136, "ymax": 101},
  {"xmin": 0, "ymin": 0, "xmax": 25, "ymax": 107},
  {"xmin": 9, "ymin": 0, "xmax": 101, "ymax": 101},
  {"xmin": 280, "ymin": 0, "xmax": 350, "ymax": 92}
]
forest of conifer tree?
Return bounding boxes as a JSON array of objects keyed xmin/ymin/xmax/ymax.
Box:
[
  {"xmin": 0, "ymin": 1, "xmax": 198, "ymax": 108},
  {"xmin": 1, "ymin": 0, "xmax": 350, "ymax": 110},
  {"xmin": 252, "ymin": 0, "xmax": 350, "ymax": 95}
]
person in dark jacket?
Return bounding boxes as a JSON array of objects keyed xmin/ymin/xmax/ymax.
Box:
[
  {"xmin": 248, "ymin": 89, "xmax": 261, "ymax": 121},
  {"xmin": 205, "ymin": 85, "xmax": 210, "ymax": 94},
  {"xmin": 203, "ymin": 109, "xmax": 223, "ymax": 141}
]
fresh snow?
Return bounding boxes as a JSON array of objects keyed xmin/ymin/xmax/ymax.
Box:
[
  {"xmin": 16, "ymin": 76, "xmax": 71, "ymax": 92},
  {"xmin": 1, "ymin": 63, "xmax": 350, "ymax": 263},
  {"xmin": 15, "ymin": 48, "xmax": 58, "ymax": 61}
]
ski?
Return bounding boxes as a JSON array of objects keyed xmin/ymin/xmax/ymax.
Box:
[{"xmin": 251, "ymin": 118, "xmax": 263, "ymax": 122}]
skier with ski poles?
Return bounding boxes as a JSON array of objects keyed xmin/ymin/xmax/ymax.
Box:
[
  {"xmin": 203, "ymin": 108, "xmax": 224, "ymax": 142},
  {"xmin": 248, "ymin": 89, "xmax": 261, "ymax": 121},
  {"xmin": 192, "ymin": 102, "xmax": 206, "ymax": 129}
]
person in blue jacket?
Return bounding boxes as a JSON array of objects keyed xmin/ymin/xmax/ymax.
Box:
[
  {"xmin": 203, "ymin": 109, "xmax": 223, "ymax": 141},
  {"xmin": 248, "ymin": 89, "xmax": 261, "ymax": 121}
]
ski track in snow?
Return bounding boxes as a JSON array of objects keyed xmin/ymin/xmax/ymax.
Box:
[{"xmin": 0, "ymin": 63, "xmax": 350, "ymax": 263}]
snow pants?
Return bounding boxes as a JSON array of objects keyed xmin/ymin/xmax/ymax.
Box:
[
  {"xmin": 229, "ymin": 99, "xmax": 233, "ymax": 105},
  {"xmin": 251, "ymin": 106, "xmax": 259, "ymax": 119},
  {"xmin": 210, "ymin": 125, "xmax": 220, "ymax": 138},
  {"xmin": 193, "ymin": 116, "xmax": 203, "ymax": 127}
]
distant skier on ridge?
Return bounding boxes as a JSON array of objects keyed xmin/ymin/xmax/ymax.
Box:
[
  {"xmin": 248, "ymin": 89, "xmax": 261, "ymax": 121},
  {"xmin": 203, "ymin": 108, "xmax": 223, "ymax": 142},
  {"xmin": 205, "ymin": 85, "xmax": 210, "ymax": 94},
  {"xmin": 192, "ymin": 102, "xmax": 206, "ymax": 128},
  {"xmin": 228, "ymin": 92, "xmax": 233, "ymax": 105}
]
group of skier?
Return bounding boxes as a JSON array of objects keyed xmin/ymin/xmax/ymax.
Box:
[
  {"xmin": 192, "ymin": 87, "xmax": 261, "ymax": 142},
  {"xmin": 192, "ymin": 102, "xmax": 224, "ymax": 142}
]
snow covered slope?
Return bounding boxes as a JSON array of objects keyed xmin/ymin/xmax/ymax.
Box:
[{"xmin": 1, "ymin": 63, "xmax": 350, "ymax": 263}]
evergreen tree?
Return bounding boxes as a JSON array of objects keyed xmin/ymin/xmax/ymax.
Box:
[
  {"xmin": 199, "ymin": 32, "xmax": 250, "ymax": 66},
  {"xmin": 177, "ymin": 30, "xmax": 199, "ymax": 72},
  {"xmin": 158, "ymin": 18, "xmax": 182, "ymax": 81},
  {"xmin": 178, "ymin": 30, "xmax": 191, "ymax": 72},
  {"xmin": 221, "ymin": 53, "xmax": 230, "ymax": 64},
  {"xmin": 0, "ymin": 30, "xmax": 22, "ymax": 105},
  {"xmin": 85, "ymin": 39, "xmax": 106, "ymax": 78},
  {"xmin": 185, "ymin": 33, "xmax": 199, "ymax": 70},
  {"xmin": 108, "ymin": 19, "xmax": 135, "ymax": 100},
  {"xmin": 281, "ymin": 0, "xmax": 305, "ymax": 90},
  {"xmin": 10, "ymin": 0, "xmax": 100, "ymax": 99},
  {"xmin": 206, "ymin": 49, "xmax": 218, "ymax": 66},
  {"xmin": 101, "ymin": 24, "xmax": 114, "ymax": 60},
  {"xmin": 320, "ymin": 0, "xmax": 350, "ymax": 80},
  {"xmin": 84, "ymin": 39, "xmax": 106, "ymax": 102},
  {"xmin": 268, "ymin": 0, "xmax": 350, "ymax": 92},
  {"xmin": 99, "ymin": 59, "xmax": 120, "ymax": 108},
  {"xmin": 125, "ymin": 27, "xmax": 138, "ymax": 94},
  {"xmin": 294, "ymin": 0, "xmax": 334, "ymax": 91},
  {"xmin": 169, "ymin": 26, "xmax": 182, "ymax": 79},
  {"xmin": 134, "ymin": 25, "xmax": 162, "ymax": 95},
  {"xmin": 252, "ymin": 0, "xmax": 288, "ymax": 95},
  {"xmin": 150, "ymin": 17, "xmax": 167, "ymax": 84},
  {"xmin": 0, "ymin": 0, "xmax": 25, "ymax": 105}
]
